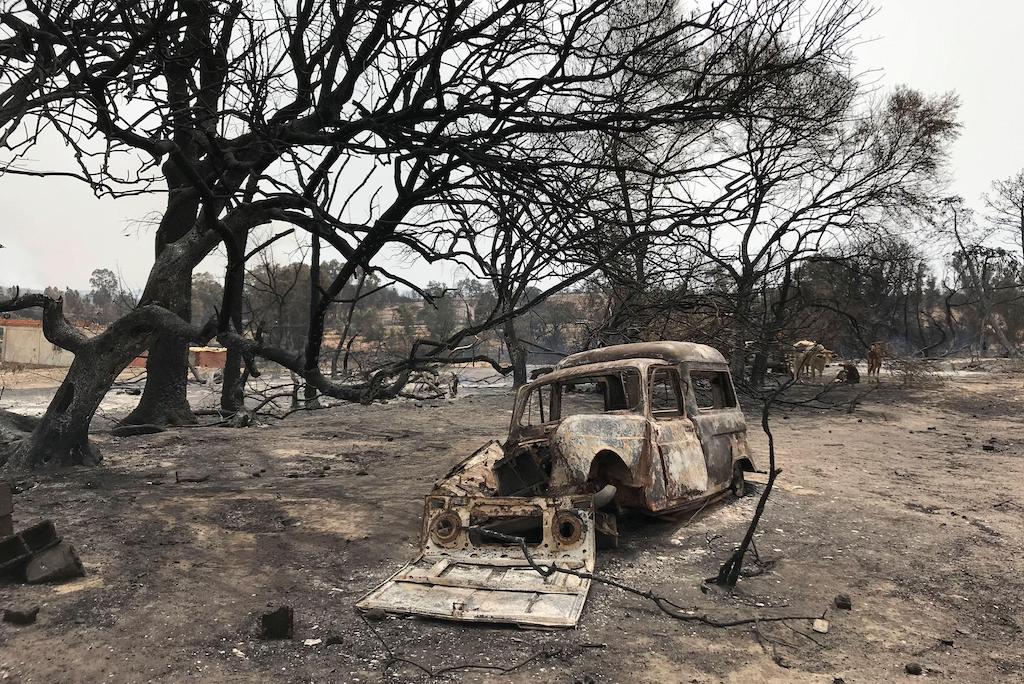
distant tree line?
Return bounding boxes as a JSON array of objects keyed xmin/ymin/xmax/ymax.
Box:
[
  {"xmin": 576, "ymin": 178, "xmax": 1024, "ymax": 387},
  {"xmin": 2, "ymin": 268, "xmax": 135, "ymax": 325}
]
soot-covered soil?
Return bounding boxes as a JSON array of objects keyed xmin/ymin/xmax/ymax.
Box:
[{"xmin": 0, "ymin": 369, "xmax": 1021, "ymax": 682}]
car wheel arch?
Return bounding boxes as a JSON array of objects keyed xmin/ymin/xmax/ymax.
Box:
[{"xmin": 587, "ymin": 449, "xmax": 636, "ymax": 487}]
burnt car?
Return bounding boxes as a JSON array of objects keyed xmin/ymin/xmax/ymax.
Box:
[{"xmin": 357, "ymin": 342, "xmax": 755, "ymax": 627}]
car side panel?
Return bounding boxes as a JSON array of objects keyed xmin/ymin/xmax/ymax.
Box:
[
  {"xmin": 548, "ymin": 414, "xmax": 650, "ymax": 492},
  {"xmin": 652, "ymin": 417, "xmax": 708, "ymax": 499},
  {"xmin": 691, "ymin": 408, "xmax": 747, "ymax": 490}
]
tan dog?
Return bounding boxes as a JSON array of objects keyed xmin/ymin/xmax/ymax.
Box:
[
  {"xmin": 867, "ymin": 342, "xmax": 885, "ymax": 380},
  {"xmin": 807, "ymin": 348, "xmax": 835, "ymax": 382},
  {"xmin": 791, "ymin": 340, "xmax": 823, "ymax": 381}
]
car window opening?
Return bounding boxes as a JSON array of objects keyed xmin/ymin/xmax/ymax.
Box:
[
  {"xmin": 650, "ymin": 368, "xmax": 683, "ymax": 418},
  {"xmin": 690, "ymin": 370, "xmax": 736, "ymax": 410},
  {"xmin": 495, "ymin": 444, "xmax": 552, "ymax": 496}
]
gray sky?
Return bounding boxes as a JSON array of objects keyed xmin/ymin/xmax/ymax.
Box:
[
  {"xmin": 853, "ymin": 0, "xmax": 1024, "ymax": 200},
  {"xmin": 1, "ymin": 0, "xmax": 1022, "ymax": 292}
]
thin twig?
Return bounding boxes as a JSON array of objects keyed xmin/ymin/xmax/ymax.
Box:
[{"xmin": 475, "ymin": 528, "xmax": 818, "ymax": 628}]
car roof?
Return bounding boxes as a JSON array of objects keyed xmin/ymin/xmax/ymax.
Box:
[
  {"xmin": 556, "ymin": 341, "xmax": 727, "ymax": 370},
  {"xmin": 525, "ymin": 358, "xmax": 659, "ymax": 388}
]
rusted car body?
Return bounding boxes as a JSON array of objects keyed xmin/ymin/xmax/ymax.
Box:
[{"xmin": 357, "ymin": 342, "xmax": 754, "ymax": 627}]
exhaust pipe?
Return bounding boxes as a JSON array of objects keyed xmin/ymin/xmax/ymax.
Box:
[{"xmin": 592, "ymin": 484, "xmax": 617, "ymax": 509}]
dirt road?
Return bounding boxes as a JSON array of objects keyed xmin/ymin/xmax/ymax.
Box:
[{"xmin": 0, "ymin": 370, "xmax": 1021, "ymax": 682}]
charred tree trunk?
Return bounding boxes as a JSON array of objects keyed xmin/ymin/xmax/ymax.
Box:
[
  {"xmin": 0, "ymin": 297, "xmax": 162, "ymax": 471},
  {"xmin": 125, "ymin": 142, "xmax": 204, "ymax": 426},
  {"xmin": 749, "ymin": 352, "xmax": 769, "ymax": 387},
  {"xmin": 124, "ymin": 270, "xmax": 195, "ymax": 426},
  {"xmin": 598, "ymin": 285, "xmax": 639, "ymax": 346},
  {"xmin": 221, "ymin": 348, "xmax": 245, "ymax": 413},
  {"xmin": 728, "ymin": 345, "xmax": 747, "ymax": 383},
  {"xmin": 303, "ymin": 234, "xmax": 322, "ymax": 408},
  {"xmin": 503, "ymin": 318, "xmax": 528, "ymax": 387},
  {"xmin": 729, "ymin": 281, "xmax": 755, "ymax": 382},
  {"xmin": 220, "ymin": 228, "xmax": 249, "ymax": 414},
  {"xmin": 6, "ymin": 347, "xmax": 135, "ymax": 470},
  {"xmin": 1, "ymin": 290, "xmax": 216, "ymax": 471},
  {"xmin": 749, "ymin": 268, "xmax": 794, "ymax": 387},
  {"xmin": 331, "ymin": 271, "xmax": 366, "ymax": 377},
  {"xmin": 714, "ymin": 380, "xmax": 790, "ymax": 589},
  {"xmin": 342, "ymin": 336, "xmax": 357, "ymax": 373},
  {"xmin": 330, "ymin": 336, "xmax": 346, "ymax": 377}
]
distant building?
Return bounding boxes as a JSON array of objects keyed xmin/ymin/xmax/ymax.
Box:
[
  {"xmin": 0, "ymin": 319, "xmax": 76, "ymax": 367},
  {"xmin": 190, "ymin": 346, "xmax": 227, "ymax": 369},
  {"xmin": 0, "ymin": 318, "xmax": 228, "ymax": 371}
]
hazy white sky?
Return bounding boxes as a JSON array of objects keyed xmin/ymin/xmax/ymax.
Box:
[
  {"xmin": 853, "ymin": 0, "xmax": 1024, "ymax": 199},
  {"xmin": 1, "ymin": 0, "xmax": 1022, "ymax": 291}
]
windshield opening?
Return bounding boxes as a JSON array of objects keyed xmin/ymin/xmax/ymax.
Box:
[{"xmin": 519, "ymin": 369, "xmax": 642, "ymax": 426}]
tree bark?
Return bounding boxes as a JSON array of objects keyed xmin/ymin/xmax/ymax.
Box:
[
  {"xmin": 124, "ymin": 270, "xmax": 196, "ymax": 425},
  {"xmin": 303, "ymin": 234, "xmax": 322, "ymax": 408},
  {"xmin": 331, "ymin": 271, "xmax": 366, "ymax": 377},
  {"xmin": 5, "ymin": 356, "xmax": 104, "ymax": 470},
  {"xmin": 728, "ymin": 344, "xmax": 747, "ymax": 382},
  {"xmin": 221, "ymin": 348, "xmax": 245, "ymax": 413},
  {"xmin": 124, "ymin": 332, "xmax": 195, "ymax": 425},
  {"xmin": 715, "ymin": 380, "xmax": 790, "ymax": 589},
  {"xmin": 220, "ymin": 228, "xmax": 249, "ymax": 413},
  {"xmin": 749, "ymin": 351, "xmax": 769, "ymax": 387},
  {"xmin": 124, "ymin": 144, "xmax": 204, "ymax": 425},
  {"xmin": 0, "ymin": 290, "xmax": 219, "ymax": 471},
  {"xmin": 2, "ymin": 329, "xmax": 152, "ymax": 472},
  {"xmin": 729, "ymin": 281, "xmax": 755, "ymax": 381},
  {"xmin": 503, "ymin": 318, "xmax": 528, "ymax": 387}
]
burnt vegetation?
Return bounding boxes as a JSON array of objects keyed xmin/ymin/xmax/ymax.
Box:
[{"xmin": 0, "ymin": 1, "xmax": 1016, "ymax": 473}]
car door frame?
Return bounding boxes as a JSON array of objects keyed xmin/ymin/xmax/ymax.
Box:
[
  {"xmin": 680, "ymin": 362, "xmax": 745, "ymax": 492},
  {"xmin": 646, "ymin": 364, "xmax": 708, "ymax": 508}
]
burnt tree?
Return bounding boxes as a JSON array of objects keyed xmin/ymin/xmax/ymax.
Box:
[
  {"xmin": 0, "ymin": 0, "xmax": 889, "ymax": 469},
  {"xmin": 0, "ymin": 290, "xmax": 214, "ymax": 468}
]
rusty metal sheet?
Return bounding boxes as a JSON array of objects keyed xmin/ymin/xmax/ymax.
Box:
[
  {"xmin": 548, "ymin": 413, "xmax": 647, "ymax": 490},
  {"xmin": 432, "ymin": 441, "xmax": 504, "ymax": 497},
  {"xmin": 653, "ymin": 418, "xmax": 708, "ymax": 498},
  {"xmin": 356, "ymin": 495, "xmax": 595, "ymax": 628},
  {"xmin": 692, "ymin": 408, "xmax": 747, "ymax": 488}
]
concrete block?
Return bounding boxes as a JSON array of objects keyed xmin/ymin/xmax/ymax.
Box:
[
  {"xmin": 0, "ymin": 533, "xmax": 31, "ymax": 573},
  {"xmin": 24, "ymin": 542, "xmax": 85, "ymax": 584},
  {"xmin": 0, "ymin": 514, "xmax": 12, "ymax": 538},
  {"xmin": 0, "ymin": 481, "xmax": 12, "ymax": 517},
  {"xmin": 18, "ymin": 520, "xmax": 60, "ymax": 553}
]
